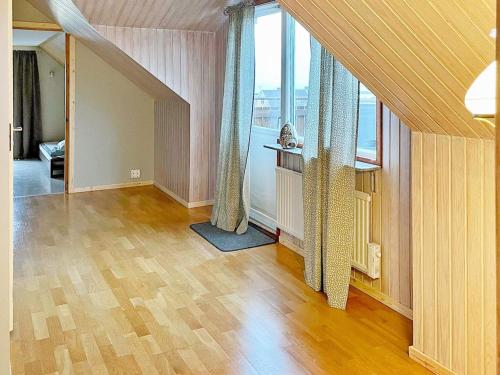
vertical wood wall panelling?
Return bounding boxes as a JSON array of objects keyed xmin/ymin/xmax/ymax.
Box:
[
  {"xmin": 154, "ymin": 100, "xmax": 190, "ymax": 203},
  {"xmin": 352, "ymin": 106, "xmax": 412, "ymax": 318},
  {"xmin": 410, "ymin": 133, "xmax": 496, "ymax": 375},
  {"xmin": 74, "ymin": 0, "xmax": 230, "ymax": 32},
  {"xmin": 282, "ymin": 104, "xmax": 413, "ymax": 317},
  {"xmin": 95, "ymin": 25, "xmax": 221, "ymax": 204}
]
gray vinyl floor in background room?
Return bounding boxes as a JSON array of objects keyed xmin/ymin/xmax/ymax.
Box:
[{"xmin": 14, "ymin": 160, "xmax": 64, "ymax": 198}]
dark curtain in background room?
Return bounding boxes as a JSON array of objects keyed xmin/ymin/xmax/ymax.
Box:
[{"xmin": 13, "ymin": 50, "xmax": 42, "ymax": 159}]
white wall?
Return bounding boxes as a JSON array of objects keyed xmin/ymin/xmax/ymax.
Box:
[
  {"xmin": 73, "ymin": 41, "xmax": 154, "ymax": 190},
  {"xmin": 0, "ymin": 0, "xmax": 13, "ymax": 373},
  {"xmin": 37, "ymin": 47, "xmax": 65, "ymax": 141},
  {"xmin": 13, "ymin": 46, "xmax": 65, "ymax": 142}
]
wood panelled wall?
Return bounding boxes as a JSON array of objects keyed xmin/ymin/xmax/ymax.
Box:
[
  {"xmin": 277, "ymin": 0, "xmax": 495, "ymax": 139},
  {"xmin": 154, "ymin": 99, "xmax": 190, "ymax": 204},
  {"xmin": 74, "ymin": 0, "xmax": 233, "ymax": 31},
  {"xmin": 352, "ymin": 106, "xmax": 412, "ymax": 317},
  {"xmin": 410, "ymin": 133, "xmax": 496, "ymax": 375},
  {"xmin": 94, "ymin": 25, "xmax": 223, "ymax": 204}
]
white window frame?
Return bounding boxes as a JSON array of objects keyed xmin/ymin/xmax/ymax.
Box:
[
  {"xmin": 254, "ymin": 5, "xmax": 297, "ymax": 133},
  {"xmin": 254, "ymin": 7, "xmax": 381, "ymax": 164}
]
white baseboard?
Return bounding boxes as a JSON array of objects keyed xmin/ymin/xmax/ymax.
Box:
[
  {"xmin": 154, "ymin": 182, "xmax": 214, "ymax": 208},
  {"xmin": 71, "ymin": 180, "xmax": 153, "ymax": 193}
]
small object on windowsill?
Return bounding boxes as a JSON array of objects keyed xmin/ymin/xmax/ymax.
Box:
[
  {"xmin": 263, "ymin": 144, "xmax": 302, "ymax": 155},
  {"xmin": 279, "ymin": 123, "xmax": 298, "ymax": 149},
  {"xmin": 263, "ymin": 144, "xmax": 381, "ymax": 172}
]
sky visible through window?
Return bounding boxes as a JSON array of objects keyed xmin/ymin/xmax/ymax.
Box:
[
  {"xmin": 255, "ymin": 12, "xmax": 281, "ymax": 93},
  {"xmin": 253, "ymin": 10, "xmax": 378, "ymax": 162},
  {"xmin": 254, "ymin": 13, "xmax": 310, "ymax": 92},
  {"xmin": 358, "ymin": 83, "xmax": 377, "ymax": 161}
]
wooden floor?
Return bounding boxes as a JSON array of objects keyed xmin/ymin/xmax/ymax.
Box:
[{"xmin": 11, "ymin": 186, "xmax": 429, "ymax": 374}]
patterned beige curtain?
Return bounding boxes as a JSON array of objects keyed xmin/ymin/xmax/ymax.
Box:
[
  {"xmin": 302, "ymin": 38, "xmax": 360, "ymax": 309},
  {"xmin": 211, "ymin": 2, "xmax": 255, "ymax": 234}
]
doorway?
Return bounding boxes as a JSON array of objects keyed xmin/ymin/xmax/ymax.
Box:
[{"xmin": 12, "ymin": 23, "xmax": 71, "ymax": 197}]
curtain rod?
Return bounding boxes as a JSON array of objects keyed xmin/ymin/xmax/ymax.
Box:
[{"xmin": 224, "ymin": 0, "xmax": 275, "ymax": 15}]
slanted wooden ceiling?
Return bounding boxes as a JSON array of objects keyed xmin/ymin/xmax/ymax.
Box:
[
  {"xmin": 277, "ymin": 0, "xmax": 496, "ymax": 139},
  {"xmin": 73, "ymin": 0, "xmax": 239, "ymax": 31},
  {"xmin": 27, "ymin": 0, "xmax": 179, "ymax": 99}
]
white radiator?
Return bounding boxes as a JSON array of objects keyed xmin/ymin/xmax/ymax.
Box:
[
  {"xmin": 276, "ymin": 167, "xmax": 380, "ymax": 279},
  {"xmin": 353, "ymin": 191, "xmax": 380, "ymax": 279},
  {"xmin": 276, "ymin": 167, "xmax": 304, "ymax": 240}
]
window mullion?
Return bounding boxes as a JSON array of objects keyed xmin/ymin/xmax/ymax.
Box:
[{"xmin": 281, "ymin": 11, "xmax": 295, "ymax": 126}]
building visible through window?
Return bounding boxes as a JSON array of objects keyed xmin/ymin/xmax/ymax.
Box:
[{"xmin": 252, "ymin": 7, "xmax": 380, "ymax": 165}]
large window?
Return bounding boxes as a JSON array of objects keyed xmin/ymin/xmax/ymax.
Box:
[
  {"xmin": 250, "ymin": 5, "xmax": 382, "ymax": 230},
  {"xmin": 252, "ymin": 7, "xmax": 381, "ymax": 166},
  {"xmin": 248, "ymin": 4, "xmax": 283, "ymax": 231}
]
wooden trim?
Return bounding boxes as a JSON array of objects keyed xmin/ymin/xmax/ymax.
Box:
[
  {"xmin": 255, "ymin": 0, "xmax": 276, "ymax": 5},
  {"xmin": 154, "ymin": 183, "xmax": 214, "ymax": 208},
  {"xmin": 356, "ymin": 99, "xmax": 383, "ymax": 166},
  {"xmin": 409, "ymin": 346, "xmax": 456, "ymax": 375},
  {"xmin": 496, "ymin": 4, "xmax": 500, "ymax": 372},
  {"xmin": 350, "ymin": 279, "xmax": 413, "ymax": 320},
  {"xmin": 65, "ymin": 34, "xmax": 69, "ymax": 193},
  {"xmin": 65, "ymin": 35, "xmax": 76, "ymax": 194},
  {"xmin": 72, "ymin": 180, "xmax": 154, "ymax": 193},
  {"xmin": 12, "ymin": 21, "xmax": 62, "ymax": 31}
]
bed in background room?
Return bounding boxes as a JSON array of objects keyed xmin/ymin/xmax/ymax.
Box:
[{"xmin": 39, "ymin": 140, "xmax": 65, "ymax": 178}]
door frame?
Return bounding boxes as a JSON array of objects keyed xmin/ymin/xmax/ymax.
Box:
[
  {"xmin": 1, "ymin": 1, "xmax": 12, "ymax": 373},
  {"xmin": 12, "ymin": 21, "xmax": 75, "ymax": 193}
]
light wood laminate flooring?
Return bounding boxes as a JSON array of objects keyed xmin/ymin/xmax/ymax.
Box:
[{"xmin": 11, "ymin": 186, "xmax": 429, "ymax": 374}]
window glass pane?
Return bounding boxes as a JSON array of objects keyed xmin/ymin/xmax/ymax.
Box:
[
  {"xmin": 249, "ymin": 8, "xmax": 282, "ymax": 230},
  {"xmin": 357, "ymin": 83, "xmax": 377, "ymax": 161},
  {"xmin": 253, "ymin": 11, "xmax": 282, "ymax": 130},
  {"xmin": 294, "ymin": 21, "xmax": 310, "ymax": 137}
]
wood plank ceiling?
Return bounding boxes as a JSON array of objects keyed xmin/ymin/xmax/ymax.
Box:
[
  {"xmin": 73, "ymin": 0, "xmax": 239, "ymax": 31},
  {"xmin": 27, "ymin": 0, "xmax": 179, "ymax": 99},
  {"xmin": 277, "ymin": 0, "xmax": 496, "ymax": 139}
]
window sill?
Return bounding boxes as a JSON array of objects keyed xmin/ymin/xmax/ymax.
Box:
[
  {"xmin": 354, "ymin": 161, "xmax": 381, "ymax": 172},
  {"xmin": 263, "ymin": 144, "xmax": 381, "ymax": 172}
]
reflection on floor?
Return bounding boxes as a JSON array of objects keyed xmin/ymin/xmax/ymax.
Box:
[
  {"xmin": 14, "ymin": 159, "xmax": 64, "ymax": 197},
  {"xmin": 11, "ymin": 186, "xmax": 430, "ymax": 374}
]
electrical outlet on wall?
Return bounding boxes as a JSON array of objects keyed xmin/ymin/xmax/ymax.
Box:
[{"xmin": 130, "ymin": 169, "xmax": 141, "ymax": 179}]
